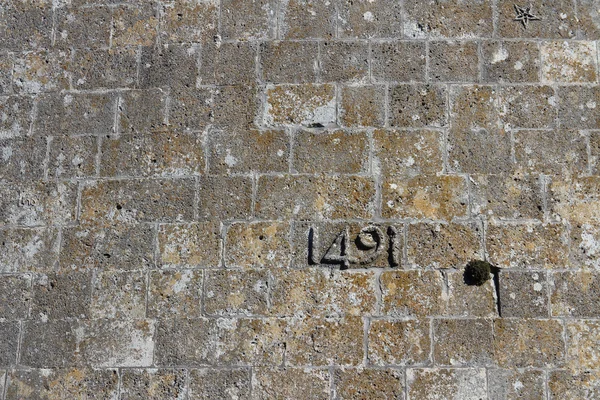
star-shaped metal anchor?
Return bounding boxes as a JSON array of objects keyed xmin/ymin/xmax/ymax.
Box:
[{"xmin": 513, "ymin": 4, "xmax": 541, "ymax": 28}]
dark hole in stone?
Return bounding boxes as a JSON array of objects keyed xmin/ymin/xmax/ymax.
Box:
[
  {"xmin": 464, "ymin": 260, "xmax": 493, "ymax": 286},
  {"xmin": 307, "ymin": 123, "xmax": 324, "ymax": 128},
  {"xmin": 116, "ymin": 204, "xmax": 122, "ymax": 210}
]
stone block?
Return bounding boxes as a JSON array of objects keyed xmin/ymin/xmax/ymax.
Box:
[
  {"xmin": 469, "ymin": 173, "xmax": 544, "ymax": 220},
  {"xmin": 265, "ymin": 84, "xmax": 336, "ymax": 127},
  {"xmin": 80, "ymin": 178, "xmax": 195, "ymax": 224},
  {"xmin": 13, "ymin": 49, "xmax": 71, "ymax": 93},
  {"xmin": 371, "ymin": 41, "xmax": 426, "ymax": 83},
  {"xmin": 158, "ymin": 222, "xmax": 221, "ymax": 268},
  {"xmin": 380, "ymin": 270, "xmax": 444, "ymax": 317},
  {"xmin": 445, "ymin": 270, "xmax": 497, "ymax": 317},
  {"xmin": 31, "ymin": 272, "xmax": 92, "ymax": 320},
  {"xmin": 55, "ymin": 6, "xmax": 112, "ymax": 48},
  {"xmin": 213, "ymin": 318, "xmax": 285, "ymax": 365},
  {"xmin": 71, "ymin": 47, "xmax": 139, "ymax": 90},
  {"xmin": 5, "ymin": 368, "xmax": 119, "ymax": 399},
  {"xmin": 100, "ymin": 130, "xmax": 204, "ymax": 177},
  {"xmin": 514, "ymin": 129, "xmax": 588, "ymax": 176},
  {"xmin": 0, "ymin": 2, "xmax": 53, "ymax": 51},
  {"xmin": 220, "ymin": 0, "xmax": 277, "ymax": 40},
  {"xmin": 270, "ymin": 267, "xmax": 376, "ymax": 317},
  {"xmin": 167, "ymin": 87, "xmax": 213, "ymax": 131},
  {"xmin": 199, "ymin": 41, "xmax": 256, "ymax": 86},
  {"xmin": 0, "ymin": 227, "xmax": 59, "ymax": 274},
  {"xmin": 549, "ymin": 177, "xmax": 600, "ymax": 224},
  {"xmin": 337, "ymin": 0, "xmax": 402, "ymax": 38},
  {"xmin": 486, "ymin": 223, "xmax": 569, "ymax": 269},
  {"xmin": 333, "ymin": 368, "xmax": 404, "ymax": 400},
  {"xmin": 551, "ymin": 271, "xmax": 600, "ymax": 317},
  {"xmin": 90, "ymin": 270, "xmax": 147, "ymax": 319},
  {"xmin": 120, "ymin": 369, "xmax": 187, "ymax": 400},
  {"xmin": 147, "ymin": 269, "xmax": 203, "ymax": 318},
  {"xmin": 111, "ymin": 4, "xmax": 159, "ymax": 47},
  {"xmin": 407, "ymin": 368, "xmax": 487, "ymax": 400},
  {"xmin": 0, "ymin": 321, "xmax": 19, "ymax": 367},
  {"xmin": 578, "ymin": 0, "xmax": 600, "ymax": 39},
  {"xmin": 80, "ymin": 319, "xmax": 155, "ymax": 367},
  {"xmin": 566, "ymin": 320, "xmax": 600, "ymax": 370},
  {"xmin": 60, "ymin": 224, "xmax": 155, "ymax": 271},
  {"xmin": 198, "ymin": 176, "xmax": 253, "ymax": 220},
  {"xmin": 320, "ymin": 41, "xmax": 369, "ymax": 83},
  {"xmin": 34, "ymin": 92, "xmax": 116, "ymax": 136},
  {"xmin": 188, "ymin": 368, "xmax": 251, "ymax": 400},
  {"xmin": 493, "ymin": 319, "xmax": 564, "ymax": 368},
  {"xmin": 0, "ymin": 52, "xmax": 12, "ymax": 94},
  {"xmin": 389, "ymin": 84, "xmax": 447, "ymax": 128},
  {"xmin": 558, "ymin": 85, "xmax": 600, "ymax": 129},
  {"xmin": 548, "ymin": 370, "xmax": 600, "ymax": 400},
  {"xmin": 428, "ymin": 41, "xmax": 479, "ymax": 82},
  {"xmin": 481, "ymin": 40, "xmax": 541, "ymax": 82},
  {"xmin": 339, "ymin": 85, "xmax": 386, "ymax": 127},
  {"xmin": 278, "ymin": 0, "xmax": 336, "ymax": 39},
  {"xmin": 591, "ymin": 131, "xmax": 600, "ymax": 175},
  {"xmin": 433, "ymin": 319, "xmax": 494, "ymax": 366},
  {"xmin": 0, "ymin": 274, "xmax": 31, "ymax": 320},
  {"xmin": 20, "ymin": 320, "xmax": 79, "ymax": 367},
  {"xmin": 252, "ymin": 367, "xmax": 330, "ymax": 400},
  {"xmin": 154, "ymin": 318, "xmax": 215, "ymax": 366},
  {"xmin": 293, "ymin": 129, "xmax": 369, "ymax": 174},
  {"xmin": 212, "ymin": 85, "xmax": 260, "ymax": 129},
  {"xmin": 0, "ymin": 95, "xmax": 33, "ymax": 138},
  {"xmin": 498, "ymin": 270, "xmax": 548, "ymax": 318},
  {"xmin": 256, "ymin": 175, "xmax": 375, "ymax": 220},
  {"xmin": 569, "ymin": 221, "xmax": 600, "ymax": 269},
  {"xmin": 118, "ymin": 89, "xmax": 167, "ymax": 134},
  {"xmin": 498, "ymin": 85, "xmax": 557, "ymax": 129},
  {"xmin": 260, "ymin": 41, "xmax": 318, "ymax": 83},
  {"xmin": 139, "ymin": 44, "xmax": 200, "ymax": 89},
  {"xmin": 225, "ymin": 221, "xmax": 290, "ymax": 269},
  {"xmin": 285, "ymin": 316, "xmax": 364, "ymax": 367},
  {"xmin": 48, "ymin": 135, "xmax": 97, "ymax": 179},
  {"xmin": 368, "ymin": 319, "xmax": 431, "ymax": 366},
  {"xmin": 0, "ymin": 185, "xmax": 77, "ymax": 235},
  {"xmin": 374, "ymin": 128, "xmax": 443, "ymax": 177},
  {"xmin": 159, "ymin": 0, "xmax": 218, "ymax": 43},
  {"xmin": 542, "ymin": 41, "xmax": 598, "ymax": 83},
  {"xmin": 204, "ymin": 269, "xmax": 269, "ymax": 316},
  {"xmin": 0, "ymin": 135, "xmax": 47, "ymax": 183},
  {"xmin": 382, "ymin": 175, "xmax": 468, "ymax": 220},
  {"xmin": 487, "ymin": 369, "xmax": 545, "ymax": 400},
  {"xmin": 208, "ymin": 128, "xmax": 289, "ymax": 174},
  {"xmin": 496, "ymin": 0, "xmax": 577, "ymax": 38},
  {"xmin": 404, "ymin": 0, "xmax": 493, "ymax": 38},
  {"xmin": 407, "ymin": 222, "xmax": 482, "ymax": 269}
]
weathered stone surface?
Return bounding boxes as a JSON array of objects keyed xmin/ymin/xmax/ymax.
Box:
[
  {"xmin": 220, "ymin": 0, "xmax": 276, "ymax": 40},
  {"xmin": 90, "ymin": 270, "xmax": 147, "ymax": 319},
  {"xmin": 541, "ymin": 41, "xmax": 597, "ymax": 83},
  {"xmin": 445, "ymin": 270, "xmax": 497, "ymax": 318},
  {"xmin": 496, "ymin": 0, "xmax": 577, "ymax": 38},
  {"xmin": 380, "ymin": 270, "xmax": 445, "ymax": 317},
  {"xmin": 48, "ymin": 135, "xmax": 97, "ymax": 179},
  {"xmin": 0, "ymin": 227, "xmax": 59, "ymax": 274},
  {"xmin": 558, "ymin": 85, "xmax": 600, "ymax": 129},
  {"xmin": 198, "ymin": 176, "xmax": 253, "ymax": 221},
  {"xmin": 225, "ymin": 221, "xmax": 290, "ymax": 268},
  {"xmin": 433, "ymin": 319, "xmax": 494, "ymax": 366},
  {"xmin": 551, "ymin": 271, "xmax": 600, "ymax": 317},
  {"xmin": 154, "ymin": 318, "xmax": 216, "ymax": 366},
  {"xmin": 320, "ymin": 41, "xmax": 369, "ymax": 83},
  {"xmin": 158, "ymin": 222, "xmax": 221, "ymax": 269},
  {"xmin": 0, "ymin": 321, "xmax": 19, "ymax": 366},
  {"xmin": 6, "ymin": 368, "xmax": 119, "ymax": 399},
  {"xmin": 159, "ymin": 0, "xmax": 218, "ymax": 43},
  {"xmin": 118, "ymin": 89, "xmax": 167, "ymax": 134},
  {"xmin": 147, "ymin": 269, "xmax": 203, "ymax": 318},
  {"xmin": 389, "ymin": 84, "xmax": 447, "ymax": 128},
  {"xmin": 204, "ymin": 269, "xmax": 269, "ymax": 316},
  {"xmin": 252, "ymin": 367, "xmax": 330, "ymax": 400},
  {"xmin": 487, "ymin": 369, "xmax": 545, "ymax": 400},
  {"xmin": 493, "ymin": 319, "xmax": 564, "ymax": 368},
  {"xmin": 548, "ymin": 370, "xmax": 600, "ymax": 399},
  {"xmin": 278, "ymin": 0, "xmax": 336, "ymax": 39},
  {"xmin": 337, "ymin": 0, "xmax": 403, "ymax": 38},
  {"xmin": 371, "ymin": 41, "xmax": 426, "ymax": 82},
  {"xmin": 55, "ymin": 6, "xmax": 112, "ymax": 48},
  {"xmin": 481, "ymin": 40, "xmax": 540, "ymax": 83},
  {"xmin": 368, "ymin": 319, "xmax": 431, "ymax": 366},
  {"xmin": 333, "ymin": 368, "xmax": 405, "ymax": 400},
  {"xmin": 498, "ymin": 85, "xmax": 557, "ymax": 129},
  {"xmin": 189, "ymin": 368, "xmax": 251, "ymax": 400},
  {"xmin": 31, "ymin": 271, "xmax": 91, "ymax": 320},
  {"xmin": 339, "ymin": 85, "xmax": 386, "ymax": 127},
  {"xmin": 112, "ymin": 4, "xmax": 158, "ymax": 47},
  {"xmin": 0, "ymin": 136, "xmax": 47, "ymax": 183},
  {"xmin": 120, "ymin": 368, "xmax": 187, "ymax": 400},
  {"xmin": 0, "ymin": 274, "xmax": 31, "ymax": 320},
  {"xmin": 0, "ymin": 96, "xmax": 33, "ymax": 138},
  {"xmin": 260, "ymin": 41, "xmax": 318, "ymax": 84},
  {"xmin": 139, "ymin": 44, "xmax": 200, "ymax": 89},
  {"xmin": 498, "ymin": 271, "xmax": 548, "ymax": 318},
  {"xmin": 71, "ymin": 47, "xmax": 139, "ymax": 90},
  {"xmin": 428, "ymin": 41, "xmax": 479, "ymax": 82},
  {"xmin": 13, "ymin": 49, "xmax": 71, "ymax": 94},
  {"xmin": 265, "ymin": 84, "xmax": 336, "ymax": 127},
  {"xmin": 407, "ymin": 368, "xmax": 487, "ymax": 400},
  {"xmin": 566, "ymin": 320, "xmax": 600, "ymax": 371}
]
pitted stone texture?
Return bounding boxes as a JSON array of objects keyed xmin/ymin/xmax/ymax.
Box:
[
  {"xmin": 6, "ymin": 368, "xmax": 119, "ymax": 399},
  {"xmin": 278, "ymin": 0, "xmax": 336, "ymax": 39},
  {"xmin": 371, "ymin": 41, "xmax": 426, "ymax": 82},
  {"xmin": 48, "ymin": 135, "xmax": 97, "ymax": 179},
  {"xmin": 339, "ymin": 85, "xmax": 386, "ymax": 127},
  {"xmin": 225, "ymin": 221, "xmax": 291, "ymax": 269},
  {"xmin": 496, "ymin": 0, "xmax": 577, "ymax": 38},
  {"xmin": 380, "ymin": 270, "xmax": 445, "ymax": 317},
  {"xmin": 90, "ymin": 270, "xmax": 147, "ymax": 319},
  {"xmin": 404, "ymin": 0, "xmax": 493, "ymax": 39},
  {"xmin": 481, "ymin": 40, "xmax": 541, "ymax": 83},
  {"xmin": 407, "ymin": 368, "xmax": 487, "ymax": 400},
  {"xmin": 487, "ymin": 369, "xmax": 545, "ymax": 400},
  {"xmin": 120, "ymin": 368, "xmax": 187, "ymax": 400},
  {"xmin": 445, "ymin": 270, "xmax": 497, "ymax": 318},
  {"xmin": 337, "ymin": 0, "xmax": 403, "ymax": 38},
  {"xmin": 220, "ymin": 0, "xmax": 277, "ymax": 40},
  {"xmin": 566, "ymin": 320, "xmax": 600, "ymax": 371},
  {"xmin": 551, "ymin": 271, "xmax": 600, "ymax": 317},
  {"xmin": 493, "ymin": 319, "xmax": 565, "ymax": 368},
  {"xmin": 189, "ymin": 368, "xmax": 251, "ymax": 400},
  {"xmin": 498, "ymin": 271, "xmax": 548, "ymax": 318},
  {"xmin": 71, "ymin": 47, "xmax": 139, "ymax": 90},
  {"xmin": 548, "ymin": 370, "xmax": 600, "ymax": 399},
  {"xmin": 204, "ymin": 269, "xmax": 269, "ymax": 316},
  {"xmin": 428, "ymin": 41, "xmax": 479, "ymax": 82},
  {"xmin": 320, "ymin": 41, "xmax": 370, "ymax": 83},
  {"xmin": 333, "ymin": 368, "xmax": 405, "ymax": 400},
  {"xmin": 0, "ymin": 227, "xmax": 59, "ymax": 274},
  {"xmin": 252, "ymin": 367, "xmax": 330, "ymax": 400},
  {"xmin": 0, "ymin": 274, "xmax": 31, "ymax": 320},
  {"xmin": 433, "ymin": 319, "xmax": 494, "ymax": 366},
  {"xmin": 147, "ymin": 269, "xmax": 203, "ymax": 318},
  {"xmin": 260, "ymin": 41, "xmax": 318, "ymax": 84},
  {"xmin": 368, "ymin": 319, "xmax": 431, "ymax": 366},
  {"xmin": 13, "ymin": 49, "xmax": 71, "ymax": 94},
  {"xmin": 158, "ymin": 222, "xmax": 221, "ymax": 269},
  {"xmin": 389, "ymin": 84, "xmax": 448, "ymax": 128},
  {"xmin": 541, "ymin": 41, "xmax": 598, "ymax": 83},
  {"xmin": 265, "ymin": 84, "xmax": 336, "ymax": 127}
]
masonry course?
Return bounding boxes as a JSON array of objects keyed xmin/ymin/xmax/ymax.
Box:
[{"xmin": 0, "ymin": 0, "xmax": 599, "ymax": 398}]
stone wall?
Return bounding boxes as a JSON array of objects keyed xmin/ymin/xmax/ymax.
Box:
[{"xmin": 1, "ymin": 0, "xmax": 600, "ymax": 398}]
